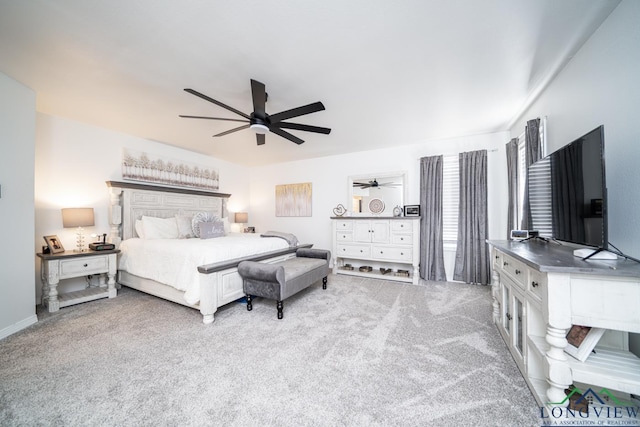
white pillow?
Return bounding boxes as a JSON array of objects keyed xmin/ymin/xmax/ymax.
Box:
[
  {"xmin": 175, "ymin": 214, "xmax": 195, "ymax": 239},
  {"xmin": 191, "ymin": 212, "xmax": 219, "ymax": 238},
  {"xmin": 135, "ymin": 219, "xmax": 145, "ymax": 238},
  {"xmin": 142, "ymin": 216, "xmax": 179, "ymax": 239}
]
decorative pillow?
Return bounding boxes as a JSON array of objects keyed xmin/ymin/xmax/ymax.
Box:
[
  {"xmin": 175, "ymin": 214, "xmax": 195, "ymax": 239},
  {"xmin": 135, "ymin": 219, "xmax": 145, "ymax": 238},
  {"xmin": 141, "ymin": 216, "xmax": 179, "ymax": 239},
  {"xmin": 199, "ymin": 220, "xmax": 226, "ymax": 239},
  {"xmin": 191, "ymin": 211, "xmax": 218, "ymax": 238}
]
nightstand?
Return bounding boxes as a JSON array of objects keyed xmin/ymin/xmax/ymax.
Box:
[{"xmin": 37, "ymin": 249, "xmax": 120, "ymax": 312}]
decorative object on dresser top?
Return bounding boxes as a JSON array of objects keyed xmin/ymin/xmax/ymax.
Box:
[
  {"xmin": 331, "ymin": 216, "xmax": 420, "ymax": 285},
  {"xmin": 106, "ymin": 181, "xmax": 308, "ymax": 324},
  {"xmin": 332, "ymin": 204, "xmax": 346, "ymax": 217},
  {"xmin": 488, "ymin": 240, "xmax": 640, "ymax": 417},
  {"xmin": 61, "ymin": 207, "xmax": 95, "ymax": 252},
  {"xmin": 180, "ymin": 79, "xmax": 331, "ymax": 146},
  {"xmin": 37, "ymin": 249, "xmax": 119, "ymax": 312}
]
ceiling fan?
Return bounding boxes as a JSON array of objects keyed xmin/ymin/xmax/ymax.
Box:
[
  {"xmin": 179, "ymin": 79, "xmax": 331, "ymax": 146},
  {"xmin": 352, "ymin": 179, "xmax": 402, "ymax": 189}
]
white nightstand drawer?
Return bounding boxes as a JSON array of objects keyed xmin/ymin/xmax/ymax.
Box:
[
  {"xmin": 60, "ymin": 256, "xmax": 109, "ymax": 278},
  {"xmin": 371, "ymin": 245, "xmax": 412, "ymax": 262},
  {"xmin": 335, "ymin": 221, "xmax": 353, "ymax": 231},
  {"xmin": 337, "ymin": 244, "xmax": 370, "ymax": 258},
  {"xmin": 336, "ymin": 231, "xmax": 353, "ymax": 242}
]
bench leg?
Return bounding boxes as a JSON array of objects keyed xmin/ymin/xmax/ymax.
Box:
[
  {"xmin": 246, "ymin": 294, "xmax": 253, "ymax": 311},
  {"xmin": 323, "ymin": 276, "xmax": 327, "ymax": 290},
  {"xmin": 277, "ymin": 300, "xmax": 283, "ymax": 319}
]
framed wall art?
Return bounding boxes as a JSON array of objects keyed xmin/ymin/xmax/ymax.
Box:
[{"xmin": 275, "ymin": 182, "xmax": 312, "ymax": 217}]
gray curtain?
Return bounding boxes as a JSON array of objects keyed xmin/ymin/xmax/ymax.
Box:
[
  {"xmin": 419, "ymin": 155, "xmax": 447, "ymax": 281},
  {"xmin": 453, "ymin": 149, "xmax": 489, "ymax": 285},
  {"xmin": 520, "ymin": 118, "xmax": 542, "ymax": 230},
  {"xmin": 505, "ymin": 138, "xmax": 519, "ymax": 236}
]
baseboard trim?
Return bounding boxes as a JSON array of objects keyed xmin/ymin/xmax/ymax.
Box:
[{"xmin": 0, "ymin": 314, "xmax": 38, "ymax": 341}]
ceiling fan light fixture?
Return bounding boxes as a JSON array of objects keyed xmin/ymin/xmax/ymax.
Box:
[{"xmin": 250, "ymin": 123, "xmax": 269, "ymax": 134}]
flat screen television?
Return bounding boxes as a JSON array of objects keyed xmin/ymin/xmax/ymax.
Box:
[{"xmin": 527, "ymin": 126, "xmax": 607, "ymax": 249}]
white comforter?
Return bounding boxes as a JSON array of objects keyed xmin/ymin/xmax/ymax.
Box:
[{"xmin": 118, "ymin": 233, "xmax": 290, "ymax": 304}]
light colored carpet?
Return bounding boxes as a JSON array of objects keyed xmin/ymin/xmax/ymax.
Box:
[{"xmin": 0, "ymin": 275, "xmax": 539, "ymax": 426}]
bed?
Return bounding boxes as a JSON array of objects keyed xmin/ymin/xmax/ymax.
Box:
[{"xmin": 106, "ymin": 181, "xmax": 304, "ymax": 324}]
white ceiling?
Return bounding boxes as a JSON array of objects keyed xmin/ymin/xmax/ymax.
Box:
[{"xmin": 0, "ymin": 0, "xmax": 620, "ymax": 166}]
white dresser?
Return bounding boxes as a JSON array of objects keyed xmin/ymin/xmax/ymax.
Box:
[
  {"xmin": 488, "ymin": 240, "xmax": 640, "ymax": 416},
  {"xmin": 331, "ymin": 217, "xmax": 420, "ymax": 284}
]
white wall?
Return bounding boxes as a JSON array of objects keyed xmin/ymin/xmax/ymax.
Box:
[
  {"xmin": 34, "ymin": 114, "xmax": 251, "ymax": 301},
  {"xmin": 249, "ymin": 131, "xmax": 510, "ymax": 259},
  {"xmin": 0, "ymin": 72, "xmax": 37, "ymax": 339},
  {"xmin": 510, "ymin": 0, "xmax": 640, "ymax": 260},
  {"xmin": 510, "ymin": 0, "xmax": 640, "ymax": 354}
]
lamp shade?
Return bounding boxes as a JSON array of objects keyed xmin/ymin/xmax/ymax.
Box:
[
  {"xmin": 234, "ymin": 212, "xmax": 248, "ymax": 223},
  {"xmin": 62, "ymin": 208, "xmax": 95, "ymax": 228}
]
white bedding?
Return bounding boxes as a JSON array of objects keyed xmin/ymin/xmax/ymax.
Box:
[{"xmin": 118, "ymin": 233, "xmax": 291, "ymax": 304}]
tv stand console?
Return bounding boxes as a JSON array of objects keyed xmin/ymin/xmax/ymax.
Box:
[{"xmin": 488, "ymin": 240, "xmax": 640, "ymax": 412}]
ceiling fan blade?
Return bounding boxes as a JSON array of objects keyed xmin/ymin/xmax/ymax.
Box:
[
  {"xmin": 184, "ymin": 88, "xmax": 250, "ymax": 120},
  {"xmin": 269, "ymin": 102, "xmax": 325, "ymax": 124},
  {"xmin": 269, "ymin": 126, "xmax": 305, "ymax": 145},
  {"xmin": 213, "ymin": 124, "xmax": 250, "ymax": 137},
  {"xmin": 256, "ymin": 133, "xmax": 266, "ymax": 146},
  {"xmin": 251, "ymin": 79, "xmax": 266, "ymax": 118},
  {"xmin": 179, "ymin": 115, "xmax": 249, "ymax": 123},
  {"xmin": 274, "ymin": 122, "xmax": 331, "ymax": 134}
]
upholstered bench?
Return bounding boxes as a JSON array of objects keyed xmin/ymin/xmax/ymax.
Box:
[{"xmin": 237, "ymin": 248, "xmax": 331, "ymax": 319}]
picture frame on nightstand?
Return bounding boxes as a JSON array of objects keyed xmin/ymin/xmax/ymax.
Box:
[
  {"xmin": 43, "ymin": 235, "xmax": 65, "ymax": 254},
  {"xmin": 564, "ymin": 325, "xmax": 605, "ymax": 362}
]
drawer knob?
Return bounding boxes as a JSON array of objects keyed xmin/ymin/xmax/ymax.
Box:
[
  {"xmin": 503, "ymin": 261, "xmax": 508, "ymax": 266},
  {"xmin": 400, "ymin": 252, "xmax": 404, "ymax": 256},
  {"xmin": 380, "ymin": 251, "xmax": 383, "ymax": 254},
  {"xmin": 532, "ymin": 281, "xmax": 539, "ymax": 288},
  {"xmin": 400, "ymin": 237, "xmax": 404, "ymax": 241},
  {"xmin": 506, "ymin": 312, "xmax": 512, "ymax": 321},
  {"xmin": 83, "ymin": 263, "xmax": 88, "ymax": 267},
  {"xmin": 515, "ymin": 269, "xmax": 521, "ymax": 275},
  {"xmin": 495, "ymin": 255, "xmax": 499, "ymax": 259}
]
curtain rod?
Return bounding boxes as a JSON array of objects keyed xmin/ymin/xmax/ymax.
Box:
[{"xmin": 418, "ymin": 148, "xmax": 498, "ymax": 160}]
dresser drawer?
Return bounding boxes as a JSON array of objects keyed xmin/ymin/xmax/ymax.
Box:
[
  {"xmin": 371, "ymin": 245, "xmax": 412, "ymax": 262},
  {"xmin": 337, "ymin": 244, "xmax": 371, "ymax": 258},
  {"xmin": 391, "ymin": 220, "xmax": 413, "ymax": 232},
  {"xmin": 335, "ymin": 221, "xmax": 353, "ymax": 231},
  {"xmin": 528, "ymin": 269, "xmax": 546, "ymax": 303},
  {"xmin": 336, "ymin": 231, "xmax": 353, "ymax": 242},
  {"xmin": 390, "ymin": 233, "xmax": 412, "ymax": 245},
  {"xmin": 60, "ymin": 256, "xmax": 109, "ymax": 278},
  {"xmin": 501, "ymin": 254, "xmax": 526, "ymax": 289}
]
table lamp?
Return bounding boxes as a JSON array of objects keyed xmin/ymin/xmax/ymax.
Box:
[{"xmin": 62, "ymin": 208, "xmax": 95, "ymax": 252}]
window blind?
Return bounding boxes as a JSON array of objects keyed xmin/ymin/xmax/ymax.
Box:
[{"xmin": 442, "ymin": 154, "xmax": 459, "ymax": 242}]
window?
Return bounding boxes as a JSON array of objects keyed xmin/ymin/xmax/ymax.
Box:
[
  {"xmin": 516, "ymin": 117, "xmax": 547, "ymax": 228},
  {"xmin": 442, "ymin": 154, "xmax": 459, "ymax": 242}
]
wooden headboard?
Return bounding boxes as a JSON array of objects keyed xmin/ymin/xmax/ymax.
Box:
[{"xmin": 106, "ymin": 181, "xmax": 231, "ymax": 247}]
